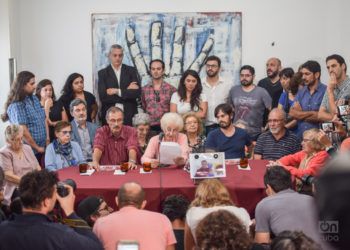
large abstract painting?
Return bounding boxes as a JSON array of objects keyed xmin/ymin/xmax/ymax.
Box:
[{"xmin": 92, "ymin": 12, "xmax": 242, "ymax": 93}]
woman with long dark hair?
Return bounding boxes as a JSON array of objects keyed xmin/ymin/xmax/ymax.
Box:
[
  {"xmin": 36, "ymin": 79, "xmax": 68, "ymax": 141},
  {"xmin": 58, "ymin": 73, "xmax": 98, "ymax": 122},
  {"xmin": 170, "ymin": 70, "xmax": 208, "ymax": 119}
]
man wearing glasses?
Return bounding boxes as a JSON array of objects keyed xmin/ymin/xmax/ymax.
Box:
[
  {"xmin": 141, "ymin": 59, "xmax": 176, "ymax": 134},
  {"xmin": 254, "ymin": 108, "xmax": 301, "ymax": 160},
  {"xmin": 202, "ymin": 56, "xmax": 233, "ymax": 135}
]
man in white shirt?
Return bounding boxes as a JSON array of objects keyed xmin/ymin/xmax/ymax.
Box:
[{"xmin": 202, "ymin": 55, "xmax": 232, "ymax": 135}]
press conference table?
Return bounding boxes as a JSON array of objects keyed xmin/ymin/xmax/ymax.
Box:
[{"xmin": 58, "ymin": 160, "xmax": 268, "ymax": 217}]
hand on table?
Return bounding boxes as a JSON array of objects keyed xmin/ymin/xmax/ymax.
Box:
[{"xmin": 128, "ymin": 161, "xmax": 138, "ymax": 170}]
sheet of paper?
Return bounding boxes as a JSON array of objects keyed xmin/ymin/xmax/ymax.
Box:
[
  {"xmin": 114, "ymin": 169, "xmax": 126, "ymax": 175},
  {"xmin": 159, "ymin": 141, "xmax": 181, "ymax": 165},
  {"xmin": 80, "ymin": 169, "xmax": 95, "ymax": 176}
]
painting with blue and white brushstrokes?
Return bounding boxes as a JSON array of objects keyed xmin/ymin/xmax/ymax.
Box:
[{"xmin": 92, "ymin": 12, "xmax": 242, "ymax": 92}]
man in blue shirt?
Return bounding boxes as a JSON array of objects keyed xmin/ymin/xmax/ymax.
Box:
[
  {"xmin": 289, "ymin": 61, "xmax": 326, "ymax": 138},
  {"xmin": 205, "ymin": 103, "xmax": 252, "ymax": 159}
]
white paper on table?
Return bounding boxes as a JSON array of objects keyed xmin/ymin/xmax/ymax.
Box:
[
  {"xmin": 114, "ymin": 169, "xmax": 126, "ymax": 175},
  {"xmin": 159, "ymin": 141, "xmax": 181, "ymax": 165},
  {"xmin": 80, "ymin": 169, "xmax": 95, "ymax": 176}
]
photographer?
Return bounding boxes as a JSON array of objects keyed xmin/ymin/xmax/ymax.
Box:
[{"xmin": 0, "ymin": 170, "xmax": 103, "ymax": 250}]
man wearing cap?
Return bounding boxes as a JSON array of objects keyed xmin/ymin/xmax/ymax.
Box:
[{"xmin": 77, "ymin": 196, "xmax": 113, "ymax": 227}]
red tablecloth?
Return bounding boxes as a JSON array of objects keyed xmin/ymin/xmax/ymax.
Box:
[{"xmin": 58, "ymin": 160, "xmax": 268, "ymax": 217}]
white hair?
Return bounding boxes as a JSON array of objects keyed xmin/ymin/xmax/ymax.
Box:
[{"xmin": 160, "ymin": 112, "xmax": 184, "ymax": 132}]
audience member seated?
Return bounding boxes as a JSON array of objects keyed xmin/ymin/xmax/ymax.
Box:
[
  {"xmin": 254, "ymin": 166, "xmax": 322, "ymax": 245},
  {"xmin": 93, "ymin": 182, "xmax": 176, "ymax": 250},
  {"xmin": 170, "ymin": 70, "xmax": 208, "ymax": 119},
  {"xmin": 77, "ymin": 196, "xmax": 113, "ymax": 227},
  {"xmin": 271, "ymin": 231, "xmax": 320, "ymax": 250},
  {"xmin": 0, "ymin": 125, "xmax": 41, "ymax": 206},
  {"xmin": 183, "ymin": 112, "xmax": 206, "ymax": 153},
  {"xmin": 205, "ymin": 103, "xmax": 252, "ymax": 159},
  {"xmin": 278, "ymin": 69, "xmax": 301, "ymax": 133},
  {"xmin": 254, "ymin": 108, "xmax": 301, "ymax": 160},
  {"xmin": 70, "ymin": 99, "xmax": 98, "ymax": 162},
  {"xmin": 132, "ymin": 113, "xmax": 152, "ymax": 162},
  {"xmin": 196, "ymin": 210, "xmax": 264, "ymax": 250},
  {"xmin": 141, "ymin": 112, "xmax": 189, "ymax": 168},
  {"xmin": 59, "ymin": 73, "xmax": 98, "ymax": 122},
  {"xmin": 0, "ymin": 170, "xmax": 103, "ymax": 249},
  {"xmin": 185, "ymin": 179, "xmax": 251, "ymax": 250},
  {"xmin": 0, "ymin": 168, "xmax": 6, "ymax": 222},
  {"xmin": 270, "ymin": 128, "xmax": 329, "ymax": 185},
  {"xmin": 45, "ymin": 121, "xmax": 86, "ymax": 171},
  {"xmin": 92, "ymin": 107, "xmax": 138, "ymax": 170},
  {"xmin": 36, "ymin": 79, "xmax": 68, "ymax": 141},
  {"xmin": 315, "ymin": 153, "xmax": 350, "ymax": 250},
  {"xmin": 162, "ymin": 194, "xmax": 190, "ymax": 250}
]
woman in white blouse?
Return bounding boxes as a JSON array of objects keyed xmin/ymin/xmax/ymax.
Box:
[{"xmin": 170, "ymin": 70, "xmax": 208, "ymax": 119}]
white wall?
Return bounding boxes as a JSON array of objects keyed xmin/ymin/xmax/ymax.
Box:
[{"xmin": 1, "ymin": 0, "xmax": 350, "ymax": 145}]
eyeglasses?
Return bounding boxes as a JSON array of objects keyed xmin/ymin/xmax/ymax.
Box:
[
  {"xmin": 267, "ymin": 119, "xmax": 283, "ymax": 123},
  {"xmin": 206, "ymin": 64, "xmax": 218, "ymax": 69},
  {"xmin": 154, "ymin": 90, "xmax": 160, "ymax": 102},
  {"xmin": 60, "ymin": 130, "xmax": 72, "ymax": 135},
  {"xmin": 185, "ymin": 121, "xmax": 198, "ymax": 125}
]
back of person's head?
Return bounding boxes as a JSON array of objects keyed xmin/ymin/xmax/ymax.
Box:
[
  {"xmin": 117, "ymin": 182, "xmax": 145, "ymax": 209},
  {"xmin": 191, "ymin": 179, "xmax": 233, "ymax": 208},
  {"xmin": 271, "ymin": 231, "xmax": 320, "ymax": 250},
  {"xmin": 77, "ymin": 196, "xmax": 105, "ymax": 227},
  {"xmin": 19, "ymin": 170, "xmax": 58, "ymax": 210},
  {"xmin": 195, "ymin": 210, "xmax": 252, "ymax": 250},
  {"xmin": 162, "ymin": 194, "xmax": 190, "ymax": 222},
  {"xmin": 300, "ymin": 60, "xmax": 321, "ymax": 77},
  {"xmin": 264, "ymin": 166, "xmax": 292, "ymax": 193},
  {"xmin": 315, "ymin": 153, "xmax": 350, "ymax": 250},
  {"xmin": 340, "ymin": 137, "xmax": 350, "ymax": 152}
]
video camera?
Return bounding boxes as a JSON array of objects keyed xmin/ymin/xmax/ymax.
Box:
[{"xmin": 57, "ymin": 179, "xmax": 77, "ymax": 197}]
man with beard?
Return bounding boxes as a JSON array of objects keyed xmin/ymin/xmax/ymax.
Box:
[
  {"xmin": 202, "ymin": 56, "xmax": 233, "ymax": 135},
  {"xmin": 92, "ymin": 107, "xmax": 138, "ymax": 169},
  {"xmin": 205, "ymin": 103, "xmax": 252, "ymax": 159},
  {"xmin": 254, "ymin": 108, "xmax": 301, "ymax": 160},
  {"xmin": 228, "ymin": 65, "xmax": 272, "ymax": 141},
  {"xmin": 70, "ymin": 99, "xmax": 99, "ymax": 162},
  {"xmin": 289, "ymin": 61, "xmax": 326, "ymax": 139},
  {"xmin": 141, "ymin": 59, "xmax": 176, "ymax": 134},
  {"xmin": 258, "ymin": 57, "xmax": 283, "ymax": 108}
]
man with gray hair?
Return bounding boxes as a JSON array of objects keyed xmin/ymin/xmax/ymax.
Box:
[
  {"xmin": 70, "ymin": 99, "xmax": 99, "ymax": 162},
  {"xmin": 93, "ymin": 182, "xmax": 176, "ymax": 250},
  {"xmin": 254, "ymin": 108, "xmax": 301, "ymax": 160},
  {"xmin": 98, "ymin": 44, "xmax": 141, "ymax": 126}
]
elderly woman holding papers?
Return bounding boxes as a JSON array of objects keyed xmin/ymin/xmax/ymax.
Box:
[{"xmin": 141, "ymin": 112, "xmax": 189, "ymax": 168}]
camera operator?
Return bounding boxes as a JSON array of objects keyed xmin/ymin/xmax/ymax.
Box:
[{"xmin": 0, "ymin": 170, "xmax": 103, "ymax": 250}]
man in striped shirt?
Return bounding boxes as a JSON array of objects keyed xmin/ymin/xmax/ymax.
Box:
[{"xmin": 254, "ymin": 108, "xmax": 301, "ymax": 160}]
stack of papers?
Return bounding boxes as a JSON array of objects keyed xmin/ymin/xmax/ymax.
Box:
[{"xmin": 159, "ymin": 142, "xmax": 181, "ymax": 165}]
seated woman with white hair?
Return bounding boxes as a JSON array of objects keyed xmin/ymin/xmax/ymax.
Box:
[
  {"xmin": 132, "ymin": 113, "xmax": 152, "ymax": 163},
  {"xmin": 141, "ymin": 112, "xmax": 189, "ymax": 168}
]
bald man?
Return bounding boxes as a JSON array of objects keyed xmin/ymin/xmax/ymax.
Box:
[
  {"xmin": 93, "ymin": 182, "xmax": 176, "ymax": 250},
  {"xmin": 254, "ymin": 108, "xmax": 301, "ymax": 160}
]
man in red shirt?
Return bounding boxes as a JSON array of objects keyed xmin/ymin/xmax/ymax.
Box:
[{"xmin": 92, "ymin": 107, "xmax": 138, "ymax": 169}]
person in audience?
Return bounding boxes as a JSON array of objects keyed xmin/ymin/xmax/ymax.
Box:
[
  {"xmin": 318, "ymin": 54, "xmax": 350, "ymax": 122},
  {"xmin": 170, "ymin": 69, "xmax": 208, "ymax": 119},
  {"xmin": 98, "ymin": 44, "xmax": 140, "ymax": 126},
  {"xmin": 45, "ymin": 121, "xmax": 86, "ymax": 171},
  {"xmin": 59, "ymin": 72, "xmax": 98, "ymax": 122},
  {"xmin": 183, "ymin": 112, "xmax": 206, "ymax": 153},
  {"xmin": 258, "ymin": 57, "xmax": 283, "ymax": 109},
  {"xmin": 205, "ymin": 103, "xmax": 252, "ymax": 159},
  {"xmin": 1, "ymin": 71, "xmax": 46, "ymax": 161},
  {"xmin": 185, "ymin": 179, "xmax": 251, "ymax": 250},
  {"xmin": 270, "ymin": 128, "xmax": 329, "ymax": 183},
  {"xmin": 228, "ymin": 65, "xmax": 272, "ymax": 140},
  {"xmin": 70, "ymin": 99, "xmax": 98, "ymax": 162},
  {"xmin": 36, "ymin": 79, "xmax": 68, "ymax": 141},
  {"xmin": 93, "ymin": 182, "xmax": 176, "ymax": 250},
  {"xmin": 77, "ymin": 196, "xmax": 113, "ymax": 227},
  {"xmin": 315, "ymin": 153, "xmax": 350, "ymax": 250},
  {"xmin": 0, "ymin": 170, "xmax": 103, "ymax": 249},
  {"xmin": 271, "ymin": 231, "xmax": 320, "ymax": 250},
  {"xmin": 278, "ymin": 69, "xmax": 301, "ymax": 133},
  {"xmin": 289, "ymin": 60, "xmax": 326, "ymax": 139},
  {"xmin": 254, "ymin": 108, "xmax": 301, "ymax": 160},
  {"xmin": 132, "ymin": 113, "xmax": 152, "ymax": 162},
  {"xmin": 340, "ymin": 137, "xmax": 350, "ymax": 151},
  {"xmin": 196, "ymin": 210, "xmax": 263, "ymax": 250},
  {"xmin": 162, "ymin": 194, "xmax": 190, "ymax": 250},
  {"xmin": 0, "ymin": 167, "xmax": 6, "ymax": 222},
  {"xmin": 92, "ymin": 107, "xmax": 138, "ymax": 169},
  {"xmin": 0, "ymin": 125, "xmax": 41, "ymax": 206},
  {"xmin": 142, "ymin": 59, "xmax": 177, "ymax": 133},
  {"xmin": 141, "ymin": 112, "xmax": 189, "ymax": 168},
  {"xmin": 202, "ymin": 55, "xmax": 233, "ymax": 135},
  {"xmin": 254, "ymin": 166, "xmax": 321, "ymax": 245}
]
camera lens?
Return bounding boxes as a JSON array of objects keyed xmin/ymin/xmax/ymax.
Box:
[
  {"xmin": 214, "ymin": 154, "xmax": 218, "ymax": 159},
  {"xmin": 57, "ymin": 183, "xmax": 69, "ymax": 197},
  {"xmin": 194, "ymin": 155, "xmax": 199, "ymax": 159}
]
